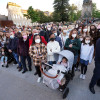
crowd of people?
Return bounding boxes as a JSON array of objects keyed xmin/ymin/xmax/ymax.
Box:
[{"xmin": 0, "ymin": 22, "xmax": 100, "ymax": 93}]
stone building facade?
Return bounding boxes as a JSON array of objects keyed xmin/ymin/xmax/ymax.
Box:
[{"xmin": 7, "ymin": 2, "xmax": 32, "ymax": 26}]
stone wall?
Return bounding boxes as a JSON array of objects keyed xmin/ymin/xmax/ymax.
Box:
[{"xmin": 0, "ymin": 15, "xmax": 8, "ymax": 20}]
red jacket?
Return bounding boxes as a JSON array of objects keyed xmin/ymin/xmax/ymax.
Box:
[{"xmin": 29, "ymin": 35, "xmax": 47, "ymax": 47}]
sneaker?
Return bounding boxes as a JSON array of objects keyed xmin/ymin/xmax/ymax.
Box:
[
  {"xmin": 80, "ymin": 74, "xmax": 83, "ymax": 79},
  {"xmin": 82, "ymin": 75, "xmax": 86, "ymax": 80},
  {"xmin": 37, "ymin": 77, "xmax": 42, "ymax": 83}
]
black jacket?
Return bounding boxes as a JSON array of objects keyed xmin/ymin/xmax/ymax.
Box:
[
  {"xmin": 8, "ymin": 37, "xmax": 18, "ymax": 53},
  {"xmin": 95, "ymin": 38, "xmax": 100, "ymax": 62}
]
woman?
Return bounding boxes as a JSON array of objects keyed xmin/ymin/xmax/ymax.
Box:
[
  {"xmin": 89, "ymin": 25, "xmax": 98, "ymax": 47},
  {"xmin": 47, "ymin": 33, "xmax": 60, "ymax": 65},
  {"xmin": 78, "ymin": 25, "xmax": 83, "ymax": 35},
  {"xmin": 81, "ymin": 25, "xmax": 89, "ymax": 37},
  {"xmin": 29, "ymin": 34, "xmax": 47, "ymax": 83},
  {"xmin": 17, "ymin": 31, "xmax": 32, "ymax": 74},
  {"xmin": 65, "ymin": 29, "xmax": 81, "ymax": 77}
]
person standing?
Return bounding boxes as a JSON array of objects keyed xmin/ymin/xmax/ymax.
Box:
[
  {"xmin": 47, "ymin": 33, "xmax": 60, "ymax": 65},
  {"xmin": 17, "ymin": 31, "xmax": 32, "ymax": 73},
  {"xmin": 65, "ymin": 29, "xmax": 81, "ymax": 77},
  {"xmin": 80, "ymin": 36, "xmax": 94, "ymax": 80},
  {"xmin": 29, "ymin": 34, "xmax": 47, "ymax": 83},
  {"xmin": 89, "ymin": 38, "xmax": 100, "ymax": 94}
]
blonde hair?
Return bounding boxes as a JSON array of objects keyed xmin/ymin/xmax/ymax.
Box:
[{"xmin": 21, "ymin": 31, "xmax": 28, "ymax": 36}]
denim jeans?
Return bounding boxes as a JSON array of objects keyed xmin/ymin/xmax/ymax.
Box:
[
  {"xmin": 1, "ymin": 56, "xmax": 8, "ymax": 65},
  {"xmin": 12, "ymin": 52, "xmax": 22, "ymax": 68},
  {"xmin": 20, "ymin": 55, "xmax": 31, "ymax": 71},
  {"xmin": 74, "ymin": 55, "xmax": 78, "ymax": 65}
]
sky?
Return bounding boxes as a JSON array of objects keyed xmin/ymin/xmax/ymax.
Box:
[{"xmin": 0, "ymin": 0, "xmax": 100, "ymax": 16}]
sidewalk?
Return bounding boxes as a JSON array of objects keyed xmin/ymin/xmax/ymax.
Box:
[{"xmin": 0, "ymin": 61, "xmax": 100, "ymax": 100}]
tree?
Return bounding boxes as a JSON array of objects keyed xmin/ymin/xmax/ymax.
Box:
[
  {"xmin": 53, "ymin": 0, "xmax": 69, "ymax": 23},
  {"xmin": 68, "ymin": 4, "xmax": 81, "ymax": 22},
  {"xmin": 24, "ymin": 6, "xmax": 40, "ymax": 23},
  {"xmin": 92, "ymin": 3, "xmax": 100, "ymax": 18}
]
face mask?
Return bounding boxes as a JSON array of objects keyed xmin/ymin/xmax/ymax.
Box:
[
  {"xmin": 19, "ymin": 31, "xmax": 21, "ymax": 33},
  {"xmin": 72, "ymin": 34, "xmax": 77, "ymax": 38},
  {"xmin": 79, "ymin": 29, "xmax": 81, "ymax": 32},
  {"xmin": 80, "ymin": 38, "xmax": 83, "ymax": 41},
  {"xmin": 69, "ymin": 29, "xmax": 72, "ymax": 31},
  {"xmin": 85, "ymin": 40, "xmax": 90, "ymax": 44},
  {"xmin": 34, "ymin": 33, "xmax": 39, "ymax": 35},
  {"xmin": 63, "ymin": 30, "xmax": 67, "ymax": 33},
  {"xmin": 50, "ymin": 38, "xmax": 55, "ymax": 41},
  {"xmin": 54, "ymin": 33, "xmax": 57, "ymax": 36},
  {"xmin": 48, "ymin": 28, "xmax": 51, "ymax": 31},
  {"xmin": 10, "ymin": 35, "xmax": 14, "ymax": 39},
  {"xmin": 35, "ymin": 39, "xmax": 41, "ymax": 43},
  {"xmin": 83, "ymin": 29, "xmax": 88, "ymax": 32},
  {"xmin": 23, "ymin": 35, "xmax": 27, "ymax": 39},
  {"xmin": 91, "ymin": 28, "xmax": 95, "ymax": 31}
]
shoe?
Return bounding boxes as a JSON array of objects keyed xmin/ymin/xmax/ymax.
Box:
[
  {"xmin": 17, "ymin": 66, "xmax": 20, "ymax": 69},
  {"xmin": 37, "ymin": 77, "xmax": 42, "ymax": 83},
  {"xmin": 2, "ymin": 65, "xmax": 4, "ymax": 67},
  {"xmin": 82, "ymin": 75, "xmax": 86, "ymax": 80},
  {"xmin": 29, "ymin": 68, "xmax": 32, "ymax": 71},
  {"xmin": 80, "ymin": 74, "xmax": 83, "ymax": 79},
  {"xmin": 18, "ymin": 68, "xmax": 22, "ymax": 72},
  {"xmin": 22, "ymin": 70, "xmax": 28, "ymax": 74},
  {"xmin": 34, "ymin": 72, "xmax": 38, "ymax": 75},
  {"xmin": 89, "ymin": 86, "xmax": 95, "ymax": 94},
  {"xmin": 6, "ymin": 64, "xmax": 9, "ymax": 68}
]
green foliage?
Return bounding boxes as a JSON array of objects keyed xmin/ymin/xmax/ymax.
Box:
[
  {"xmin": 24, "ymin": 6, "xmax": 53, "ymax": 23},
  {"xmin": 92, "ymin": 3, "xmax": 100, "ymax": 18},
  {"xmin": 24, "ymin": 6, "xmax": 40, "ymax": 23},
  {"xmin": 53, "ymin": 0, "xmax": 69, "ymax": 23},
  {"xmin": 68, "ymin": 4, "xmax": 81, "ymax": 22}
]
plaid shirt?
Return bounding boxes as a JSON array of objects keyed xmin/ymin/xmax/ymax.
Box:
[{"xmin": 29, "ymin": 43, "xmax": 47, "ymax": 66}]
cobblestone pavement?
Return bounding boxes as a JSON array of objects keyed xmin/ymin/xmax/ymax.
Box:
[{"xmin": 0, "ymin": 60, "xmax": 100, "ymax": 100}]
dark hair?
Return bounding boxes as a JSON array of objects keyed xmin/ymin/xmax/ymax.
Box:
[
  {"xmin": 62, "ymin": 57, "xmax": 68, "ymax": 62},
  {"xmin": 49, "ymin": 33, "xmax": 54, "ymax": 38},
  {"xmin": 89, "ymin": 25, "xmax": 97, "ymax": 38},
  {"xmin": 32, "ymin": 34, "xmax": 42, "ymax": 45},
  {"xmin": 83, "ymin": 35, "xmax": 93, "ymax": 46},
  {"xmin": 69, "ymin": 29, "xmax": 78, "ymax": 39},
  {"xmin": 82, "ymin": 25, "xmax": 89, "ymax": 35}
]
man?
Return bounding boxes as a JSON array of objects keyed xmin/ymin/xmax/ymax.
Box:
[
  {"xmin": 89, "ymin": 38, "xmax": 100, "ymax": 94},
  {"xmin": 52, "ymin": 29, "xmax": 62, "ymax": 49},
  {"xmin": 45, "ymin": 25, "xmax": 52, "ymax": 42},
  {"xmin": 8, "ymin": 32, "xmax": 22, "ymax": 71}
]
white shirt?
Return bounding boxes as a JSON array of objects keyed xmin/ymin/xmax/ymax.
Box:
[
  {"xmin": 47, "ymin": 41, "xmax": 60, "ymax": 61},
  {"xmin": 59, "ymin": 33, "xmax": 69, "ymax": 48},
  {"xmin": 80, "ymin": 43, "xmax": 94, "ymax": 63}
]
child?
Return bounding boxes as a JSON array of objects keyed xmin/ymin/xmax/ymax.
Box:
[
  {"xmin": 0, "ymin": 47, "xmax": 8, "ymax": 67},
  {"xmin": 58, "ymin": 57, "xmax": 68, "ymax": 68},
  {"xmin": 80, "ymin": 36, "xmax": 94, "ymax": 80}
]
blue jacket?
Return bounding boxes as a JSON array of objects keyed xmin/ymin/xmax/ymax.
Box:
[
  {"xmin": 55, "ymin": 36, "xmax": 62, "ymax": 48},
  {"xmin": 8, "ymin": 37, "xmax": 18, "ymax": 53}
]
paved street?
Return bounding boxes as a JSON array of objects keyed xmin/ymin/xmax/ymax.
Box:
[{"xmin": 0, "ymin": 60, "xmax": 100, "ymax": 100}]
